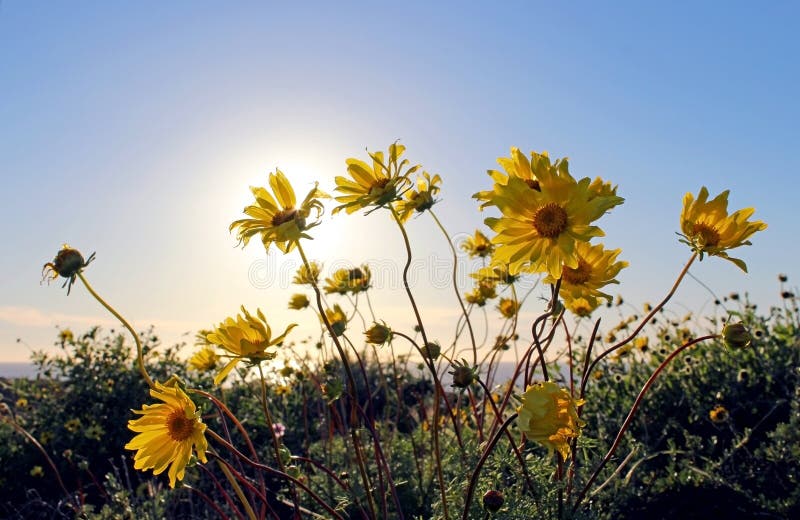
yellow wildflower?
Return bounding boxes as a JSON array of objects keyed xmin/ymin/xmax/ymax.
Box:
[
  {"xmin": 497, "ymin": 298, "xmax": 519, "ymax": 319},
  {"xmin": 230, "ymin": 169, "xmax": 326, "ymax": 254},
  {"xmin": 473, "ymin": 148, "xmax": 561, "ymax": 208},
  {"xmin": 565, "ymin": 296, "xmax": 601, "ymax": 318},
  {"xmin": 293, "ymin": 261, "xmax": 322, "ymax": 285},
  {"xmin": 460, "ymin": 230, "xmax": 494, "ymax": 258},
  {"xmin": 324, "ymin": 265, "xmax": 371, "ymax": 294},
  {"xmin": 288, "ymin": 293, "xmax": 310, "ymax": 310},
  {"xmin": 58, "ymin": 329, "xmax": 74, "ymax": 344},
  {"xmin": 125, "ymin": 381, "xmax": 208, "ymax": 488},
  {"xmin": 324, "ymin": 304, "xmax": 347, "ymax": 337},
  {"xmin": 365, "ymin": 322, "xmax": 392, "ymax": 346},
  {"xmin": 334, "ymin": 142, "xmax": 417, "ymax": 214},
  {"xmin": 396, "ymin": 171, "xmax": 441, "ymax": 221},
  {"xmin": 465, "ymin": 280, "xmax": 497, "ymax": 306},
  {"xmin": 188, "ymin": 346, "xmax": 218, "ymax": 372},
  {"xmin": 30, "ymin": 466, "xmax": 44, "ymax": 478},
  {"xmin": 206, "ymin": 307, "xmax": 296, "ymax": 385},
  {"xmin": 471, "ymin": 264, "xmax": 518, "ymax": 286},
  {"xmin": 679, "ymin": 187, "xmax": 767, "ymax": 271},
  {"xmin": 634, "ymin": 336, "xmax": 649, "ymax": 352},
  {"xmin": 517, "ymin": 381, "xmax": 585, "ymax": 459},
  {"xmin": 709, "ymin": 404, "xmax": 729, "ymax": 424},
  {"xmin": 545, "ymin": 242, "xmax": 628, "ymax": 305},
  {"xmin": 482, "ymin": 153, "xmax": 623, "ymax": 278}
]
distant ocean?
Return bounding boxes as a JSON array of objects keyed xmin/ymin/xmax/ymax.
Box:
[{"xmin": 0, "ymin": 363, "xmax": 38, "ymax": 379}]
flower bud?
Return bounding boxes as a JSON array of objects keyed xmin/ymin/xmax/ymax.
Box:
[
  {"xmin": 420, "ymin": 342, "xmax": 441, "ymax": 360},
  {"xmin": 482, "ymin": 490, "xmax": 504, "ymax": 512},
  {"xmin": 450, "ymin": 363, "xmax": 477, "ymax": 389},
  {"xmin": 365, "ymin": 322, "xmax": 392, "ymax": 345},
  {"xmin": 722, "ymin": 322, "xmax": 752, "ymax": 350}
]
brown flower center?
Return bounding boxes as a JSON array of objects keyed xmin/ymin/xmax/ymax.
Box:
[
  {"xmin": 348, "ymin": 268, "xmax": 364, "ymax": 281},
  {"xmin": 532, "ymin": 203, "xmax": 568, "ymax": 238},
  {"xmin": 562, "ymin": 259, "xmax": 592, "ymax": 285},
  {"xmin": 167, "ymin": 409, "xmax": 195, "ymax": 442},
  {"xmin": 525, "ymin": 179, "xmax": 541, "ymax": 191},
  {"xmin": 271, "ymin": 207, "xmax": 298, "ymax": 227},
  {"xmin": 370, "ymin": 178, "xmax": 391, "ymax": 193},
  {"xmin": 691, "ymin": 223, "xmax": 720, "ymax": 248}
]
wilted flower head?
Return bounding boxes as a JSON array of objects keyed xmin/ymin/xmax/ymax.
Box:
[
  {"xmin": 396, "ymin": 171, "xmax": 441, "ymax": 221},
  {"xmin": 324, "ymin": 265, "xmax": 371, "ymax": 295},
  {"xmin": 679, "ymin": 187, "xmax": 767, "ymax": 271},
  {"xmin": 517, "ymin": 381, "xmax": 585, "ymax": 459},
  {"xmin": 206, "ymin": 307, "xmax": 296, "ymax": 385},
  {"xmin": 42, "ymin": 245, "xmax": 96, "ymax": 295},
  {"xmin": 334, "ymin": 142, "xmax": 417, "ymax": 214},
  {"xmin": 449, "ymin": 361, "xmax": 478, "ymax": 389},
  {"xmin": 365, "ymin": 322, "xmax": 392, "ymax": 346},
  {"xmin": 230, "ymin": 169, "xmax": 326, "ymax": 254},
  {"xmin": 288, "ymin": 293, "xmax": 310, "ymax": 310},
  {"xmin": 125, "ymin": 380, "xmax": 208, "ymax": 488}
]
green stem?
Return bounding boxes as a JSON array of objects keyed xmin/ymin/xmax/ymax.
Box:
[{"xmin": 76, "ymin": 272, "xmax": 154, "ymax": 389}]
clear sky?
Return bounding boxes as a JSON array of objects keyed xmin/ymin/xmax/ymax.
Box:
[{"xmin": 2, "ymin": 1, "xmax": 798, "ymax": 363}]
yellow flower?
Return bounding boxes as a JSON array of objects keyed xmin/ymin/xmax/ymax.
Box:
[
  {"xmin": 188, "ymin": 346, "xmax": 218, "ymax": 372},
  {"xmin": 634, "ymin": 336, "xmax": 649, "ymax": 352},
  {"xmin": 365, "ymin": 322, "xmax": 392, "ymax": 345},
  {"xmin": 15, "ymin": 398, "xmax": 28, "ymax": 408},
  {"xmin": 461, "ymin": 230, "xmax": 494, "ymax": 258},
  {"xmin": 333, "ymin": 142, "xmax": 418, "ymax": 214},
  {"xmin": 517, "ymin": 381, "xmax": 585, "ymax": 460},
  {"xmin": 64, "ymin": 418, "xmax": 81, "ymax": 433},
  {"xmin": 709, "ymin": 404, "xmax": 729, "ymax": 424},
  {"xmin": 396, "ymin": 171, "xmax": 441, "ymax": 221},
  {"xmin": 42, "ymin": 244, "xmax": 96, "ymax": 295},
  {"xmin": 465, "ymin": 280, "xmax": 497, "ymax": 306},
  {"xmin": 497, "ymin": 298, "xmax": 519, "ymax": 319},
  {"xmin": 474, "ymin": 148, "xmax": 562, "ymax": 208},
  {"xmin": 125, "ymin": 381, "xmax": 208, "ymax": 488},
  {"xmin": 288, "ymin": 293, "xmax": 310, "ymax": 310},
  {"xmin": 482, "ymin": 153, "xmax": 623, "ymax": 278},
  {"xmin": 564, "ymin": 296, "xmax": 598, "ymax": 317},
  {"xmin": 324, "ymin": 304, "xmax": 347, "ymax": 337},
  {"xmin": 230, "ymin": 169, "xmax": 326, "ymax": 254},
  {"xmin": 544, "ymin": 242, "xmax": 628, "ymax": 305},
  {"xmin": 206, "ymin": 307, "xmax": 296, "ymax": 385},
  {"xmin": 30, "ymin": 466, "xmax": 44, "ymax": 478},
  {"xmin": 293, "ymin": 261, "xmax": 322, "ymax": 285},
  {"xmin": 679, "ymin": 187, "xmax": 767, "ymax": 271},
  {"xmin": 471, "ymin": 264, "xmax": 518, "ymax": 286},
  {"xmin": 58, "ymin": 329, "xmax": 74, "ymax": 344},
  {"xmin": 324, "ymin": 265, "xmax": 371, "ymax": 295}
]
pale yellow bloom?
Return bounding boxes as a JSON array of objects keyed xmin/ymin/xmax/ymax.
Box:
[
  {"xmin": 324, "ymin": 265, "xmax": 371, "ymax": 295},
  {"xmin": 544, "ymin": 242, "xmax": 628, "ymax": 305},
  {"xmin": 293, "ymin": 261, "xmax": 322, "ymax": 285},
  {"xmin": 497, "ymin": 298, "xmax": 519, "ymax": 319},
  {"xmin": 188, "ymin": 346, "xmax": 218, "ymax": 372},
  {"xmin": 517, "ymin": 381, "xmax": 585, "ymax": 459},
  {"xmin": 125, "ymin": 381, "xmax": 208, "ymax": 488},
  {"xmin": 395, "ymin": 171, "xmax": 441, "ymax": 221},
  {"xmin": 460, "ymin": 230, "xmax": 494, "ymax": 258},
  {"xmin": 288, "ymin": 293, "xmax": 310, "ymax": 310}
]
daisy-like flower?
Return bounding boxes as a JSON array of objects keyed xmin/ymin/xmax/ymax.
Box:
[
  {"xmin": 516, "ymin": 381, "xmax": 585, "ymax": 460},
  {"xmin": 288, "ymin": 293, "xmax": 310, "ymax": 310},
  {"xmin": 125, "ymin": 381, "xmax": 208, "ymax": 488},
  {"xmin": 324, "ymin": 265, "xmax": 371, "ymax": 295},
  {"xmin": 482, "ymin": 154, "xmax": 623, "ymax": 278},
  {"xmin": 333, "ymin": 142, "xmax": 418, "ymax": 214},
  {"xmin": 230, "ymin": 169, "xmax": 326, "ymax": 254},
  {"xmin": 460, "ymin": 230, "xmax": 495, "ymax": 258},
  {"xmin": 474, "ymin": 148, "xmax": 563, "ymax": 208},
  {"xmin": 188, "ymin": 346, "xmax": 218, "ymax": 372},
  {"xmin": 497, "ymin": 297, "xmax": 519, "ymax": 319},
  {"xmin": 324, "ymin": 304, "xmax": 347, "ymax": 337},
  {"xmin": 465, "ymin": 280, "xmax": 497, "ymax": 306},
  {"xmin": 544, "ymin": 242, "xmax": 628, "ymax": 305},
  {"xmin": 709, "ymin": 404, "xmax": 729, "ymax": 424},
  {"xmin": 471, "ymin": 264, "xmax": 519, "ymax": 286},
  {"xmin": 293, "ymin": 261, "xmax": 322, "ymax": 285},
  {"xmin": 679, "ymin": 186, "xmax": 767, "ymax": 272},
  {"xmin": 206, "ymin": 307, "xmax": 296, "ymax": 385},
  {"xmin": 42, "ymin": 245, "xmax": 96, "ymax": 295},
  {"xmin": 395, "ymin": 171, "xmax": 441, "ymax": 222}
]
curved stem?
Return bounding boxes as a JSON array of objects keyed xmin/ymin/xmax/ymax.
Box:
[
  {"xmin": 76, "ymin": 272, "xmax": 154, "ymax": 389},
  {"xmin": 572, "ymin": 333, "xmax": 718, "ymax": 511},
  {"xmin": 429, "ymin": 210, "xmax": 477, "ymax": 362}
]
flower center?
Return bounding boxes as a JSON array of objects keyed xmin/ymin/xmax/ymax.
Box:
[
  {"xmin": 271, "ymin": 207, "xmax": 298, "ymax": 227},
  {"xmin": 525, "ymin": 179, "xmax": 541, "ymax": 191},
  {"xmin": 562, "ymin": 259, "xmax": 592, "ymax": 285},
  {"xmin": 166, "ymin": 409, "xmax": 195, "ymax": 442},
  {"xmin": 691, "ymin": 223, "xmax": 720, "ymax": 248},
  {"xmin": 532, "ymin": 203, "xmax": 568, "ymax": 238}
]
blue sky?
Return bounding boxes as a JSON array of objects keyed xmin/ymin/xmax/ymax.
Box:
[{"xmin": 1, "ymin": 1, "xmax": 797, "ymax": 363}]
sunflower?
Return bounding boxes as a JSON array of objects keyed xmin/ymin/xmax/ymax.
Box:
[
  {"xmin": 206, "ymin": 307, "xmax": 296, "ymax": 385},
  {"xmin": 460, "ymin": 230, "xmax": 494, "ymax": 258},
  {"xmin": 544, "ymin": 242, "xmax": 628, "ymax": 305},
  {"xmin": 230, "ymin": 169, "xmax": 326, "ymax": 254},
  {"xmin": 516, "ymin": 381, "xmax": 585, "ymax": 460},
  {"xmin": 125, "ymin": 381, "xmax": 208, "ymax": 488},
  {"xmin": 188, "ymin": 346, "xmax": 218, "ymax": 372},
  {"xmin": 293, "ymin": 261, "xmax": 322, "ymax": 285},
  {"xmin": 679, "ymin": 186, "xmax": 767, "ymax": 272},
  {"xmin": 483, "ymin": 160, "xmax": 623, "ymax": 278},
  {"xmin": 333, "ymin": 142, "xmax": 418, "ymax": 214},
  {"xmin": 324, "ymin": 265, "xmax": 371, "ymax": 295},
  {"xmin": 395, "ymin": 171, "xmax": 441, "ymax": 222}
]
